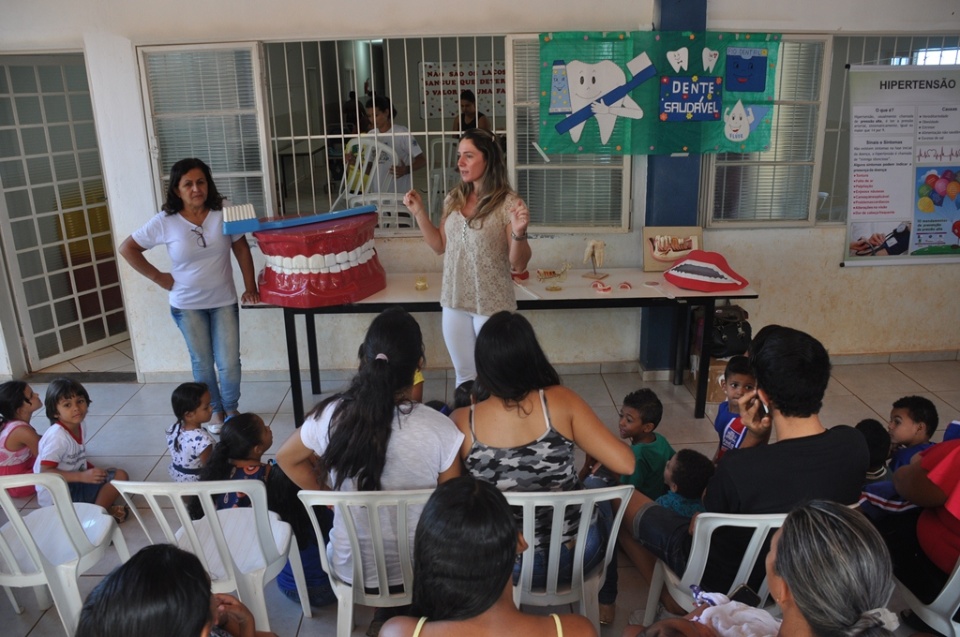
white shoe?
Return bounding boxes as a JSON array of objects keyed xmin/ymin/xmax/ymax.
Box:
[{"xmin": 206, "ymin": 412, "xmax": 224, "ymax": 435}]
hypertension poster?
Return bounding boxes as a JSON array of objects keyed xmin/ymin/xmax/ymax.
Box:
[
  {"xmin": 845, "ymin": 65, "xmax": 960, "ymax": 266},
  {"xmin": 538, "ymin": 31, "xmax": 780, "ymax": 155}
]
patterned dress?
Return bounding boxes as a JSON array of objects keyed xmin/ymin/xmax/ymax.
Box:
[{"xmin": 166, "ymin": 424, "xmax": 216, "ymax": 482}]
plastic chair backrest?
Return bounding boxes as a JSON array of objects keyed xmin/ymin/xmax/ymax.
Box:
[
  {"xmin": 333, "ymin": 137, "xmax": 397, "ymax": 205},
  {"xmin": 297, "ymin": 488, "xmax": 433, "ymax": 637},
  {"xmin": 0, "ymin": 473, "xmax": 96, "ymax": 577},
  {"xmin": 1, "ymin": 472, "xmax": 127, "ymax": 637},
  {"xmin": 643, "ymin": 511, "xmax": 787, "ymax": 625},
  {"xmin": 504, "ymin": 485, "xmax": 635, "ymax": 633},
  {"xmin": 113, "ymin": 480, "xmax": 281, "ymax": 587},
  {"xmin": 896, "ymin": 557, "xmax": 960, "ymax": 637},
  {"xmin": 429, "ymin": 137, "xmax": 458, "ymax": 169}
]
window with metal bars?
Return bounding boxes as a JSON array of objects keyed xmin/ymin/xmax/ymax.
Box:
[
  {"xmin": 703, "ymin": 37, "xmax": 829, "ymax": 226},
  {"xmin": 818, "ymin": 34, "xmax": 960, "ymax": 222},
  {"xmin": 263, "ymin": 36, "xmax": 507, "ymax": 231}
]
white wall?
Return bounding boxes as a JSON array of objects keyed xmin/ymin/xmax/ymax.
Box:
[{"xmin": 1, "ymin": 0, "xmax": 959, "ymax": 379}]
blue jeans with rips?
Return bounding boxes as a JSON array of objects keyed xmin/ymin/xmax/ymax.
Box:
[{"xmin": 170, "ymin": 303, "xmax": 241, "ymax": 414}]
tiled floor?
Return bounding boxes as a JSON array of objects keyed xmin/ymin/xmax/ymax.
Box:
[
  {"xmin": 4, "ymin": 354, "xmax": 959, "ymax": 637},
  {"xmin": 34, "ymin": 341, "xmax": 135, "ymax": 375}
]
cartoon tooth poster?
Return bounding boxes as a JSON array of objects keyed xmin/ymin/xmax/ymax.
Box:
[{"xmin": 539, "ymin": 31, "xmax": 779, "ymax": 155}]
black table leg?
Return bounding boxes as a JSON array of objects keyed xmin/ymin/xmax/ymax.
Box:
[
  {"xmin": 694, "ymin": 299, "xmax": 715, "ymax": 418},
  {"xmin": 284, "ymin": 308, "xmax": 305, "ymax": 427},
  {"xmin": 305, "ymin": 315, "xmax": 321, "ymax": 395},
  {"xmin": 671, "ymin": 303, "xmax": 686, "ymax": 386}
]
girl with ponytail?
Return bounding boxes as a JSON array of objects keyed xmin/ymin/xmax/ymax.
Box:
[{"xmin": 277, "ymin": 307, "xmax": 463, "ymax": 590}]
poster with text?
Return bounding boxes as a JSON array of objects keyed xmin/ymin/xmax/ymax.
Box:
[
  {"xmin": 538, "ymin": 31, "xmax": 779, "ymax": 155},
  {"xmin": 845, "ymin": 65, "xmax": 960, "ymax": 266},
  {"xmin": 418, "ymin": 61, "xmax": 506, "ymax": 120}
]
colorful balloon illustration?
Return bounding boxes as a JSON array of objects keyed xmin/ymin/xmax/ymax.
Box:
[
  {"xmin": 918, "ymin": 196, "xmax": 935, "ymax": 213},
  {"xmin": 935, "ymin": 178, "xmax": 949, "ymax": 196}
]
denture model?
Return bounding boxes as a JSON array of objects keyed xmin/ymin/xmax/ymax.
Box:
[{"xmin": 254, "ymin": 212, "xmax": 385, "ymax": 308}]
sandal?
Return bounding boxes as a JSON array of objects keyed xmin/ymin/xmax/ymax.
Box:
[{"xmin": 108, "ymin": 505, "xmax": 129, "ymax": 524}]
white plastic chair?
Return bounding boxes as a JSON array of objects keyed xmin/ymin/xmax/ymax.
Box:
[
  {"xmin": 642, "ymin": 511, "xmax": 787, "ymax": 625},
  {"xmin": 505, "ymin": 485, "xmax": 635, "ymax": 634},
  {"xmin": 297, "ymin": 488, "xmax": 434, "ymax": 637},
  {"xmin": 427, "ymin": 137, "xmax": 460, "ymax": 217},
  {"xmin": 0, "ymin": 473, "xmax": 130, "ymax": 637},
  {"xmin": 332, "ymin": 137, "xmax": 413, "ymax": 228},
  {"xmin": 112, "ymin": 479, "xmax": 311, "ymax": 631},
  {"xmin": 895, "ymin": 558, "xmax": 960, "ymax": 637}
]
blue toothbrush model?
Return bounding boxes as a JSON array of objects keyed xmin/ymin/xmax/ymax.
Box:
[{"xmin": 221, "ymin": 203, "xmax": 378, "ymax": 234}]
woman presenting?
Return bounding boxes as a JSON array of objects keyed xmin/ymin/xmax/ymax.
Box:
[
  {"xmin": 119, "ymin": 158, "xmax": 258, "ymax": 432},
  {"xmin": 404, "ymin": 128, "xmax": 531, "ymax": 385}
]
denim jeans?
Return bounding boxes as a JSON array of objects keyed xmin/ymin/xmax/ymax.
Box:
[
  {"xmin": 170, "ymin": 303, "xmax": 241, "ymax": 413},
  {"xmin": 583, "ymin": 473, "xmax": 620, "ymax": 604},
  {"xmin": 513, "ymin": 520, "xmax": 605, "ymax": 589}
]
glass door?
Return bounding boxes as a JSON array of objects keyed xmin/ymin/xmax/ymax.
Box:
[{"xmin": 0, "ymin": 54, "xmax": 127, "ymax": 370}]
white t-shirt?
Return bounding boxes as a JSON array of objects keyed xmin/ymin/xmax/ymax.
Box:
[
  {"xmin": 299, "ymin": 400, "xmax": 463, "ymax": 587},
  {"xmin": 34, "ymin": 422, "xmax": 88, "ymax": 507},
  {"xmin": 366, "ymin": 125, "xmax": 423, "ymax": 195},
  {"xmin": 131, "ymin": 210, "xmax": 241, "ymax": 310}
]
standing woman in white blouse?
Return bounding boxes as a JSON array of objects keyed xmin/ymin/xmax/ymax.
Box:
[
  {"xmin": 403, "ymin": 128, "xmax": 531, "ymax": 386},
  {"xmin": 119, "ymin": 158, "xmax": 259, "ymax": 432}
]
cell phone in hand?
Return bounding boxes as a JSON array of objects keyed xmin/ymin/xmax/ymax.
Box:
[{"xmin": 729, "ymin": 583, "xmax": 761, "ymax": 607}]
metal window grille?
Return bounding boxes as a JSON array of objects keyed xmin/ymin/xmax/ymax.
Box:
[{"xmin": 704, "ymin": 38, "xmax": 829, "ymax": 226}]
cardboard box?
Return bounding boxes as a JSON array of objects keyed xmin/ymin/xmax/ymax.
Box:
[{"xmin": 687, "ymin": 355, "xmax": 727, "ymax": 404}]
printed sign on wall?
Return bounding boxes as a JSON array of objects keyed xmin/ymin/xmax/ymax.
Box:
[
  {"xmin": 419, "ymin": 61, "xmax": 506, "ymax": 120},
  {"xmin": 539, "ymin": 31, "xmax": 780, "ymax": 155},
  {"xmin": 845, "ymin": 65, "xmax": 960, "ymax": 266}
]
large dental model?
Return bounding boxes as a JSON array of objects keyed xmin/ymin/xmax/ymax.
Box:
[{"xmin": 254, "ymin": 212, "xmax": 386, "ymax": 308}]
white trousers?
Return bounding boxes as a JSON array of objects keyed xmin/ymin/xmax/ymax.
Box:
[{"xmin": 441, "ymin": 307, "xmax": 489, "ymax": 387}]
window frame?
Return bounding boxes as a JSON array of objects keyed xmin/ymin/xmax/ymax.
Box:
[
  {"xmin": 506, "ymin": 34, "xmax": 632, "ymax": 234},
  {"xmin": 702, "ymin": 34, "xmax": 832, "ymax": 229},
  {"xmin": 137, "ymin": 42, "xmax": 275, "ymax": 216}
]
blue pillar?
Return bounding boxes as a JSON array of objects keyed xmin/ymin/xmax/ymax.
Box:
[{"xmin": 639, "ymin": 0, "xmax": 707, "ymax": 371}]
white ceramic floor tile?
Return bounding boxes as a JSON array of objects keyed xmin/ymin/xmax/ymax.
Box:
[
  {"xmin": 84, "ymin": 383, "xmax": 142, "ymax": 416},
  {"xmin": 562, "ymin": 373, "xmax": 614, "ymax": 407},
  {"xmin": 818, "ymin": 394, "xmax": 880, "ymax": 428},
  {"xmin": 87, "ymin": 414, "xmax": 172, "ymax": 456},
  {"xmin": 115, "ymin": 382, "xmax": 185, "ymax": 416},
  {"xmin": 73, "ymin": 350, "xmax": 135, "ymax": 372},
  {"xmin": 829, "ymin": 364, "xmax": 926, "ymax": 397},
  {"xmin": 892, "ymin": 360, "xmax": 960, "ymax": 393}
]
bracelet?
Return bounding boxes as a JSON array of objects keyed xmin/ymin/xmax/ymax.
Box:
[{"xmin": 511, "ymin": 231, "xmax": 528, "ymax": 241}]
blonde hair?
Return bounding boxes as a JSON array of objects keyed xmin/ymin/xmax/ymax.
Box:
[{"xmin": 444, "ymin": 128, "xmax": 513, "ymax": 228}]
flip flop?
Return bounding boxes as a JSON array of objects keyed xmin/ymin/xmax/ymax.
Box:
[{"xmin": 108, "ymin": 505, "xmax": 129, "ymax": 524}]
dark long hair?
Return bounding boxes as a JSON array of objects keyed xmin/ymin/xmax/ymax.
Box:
[
  {"xmin": 77, "ymin": 544, "xmax": 211, "ymax": 637},
  {"xmin": 199, "ymin": 413, "xmax": 263, "ymax": 481},
  {"xmin": 162, "ymin": 157, "xmax": 224, "ymax": 214},
  {"xmin": 444, "ymin": 127, "xmax": 512, "ymax": 227},
  {"xmin": 411, "ymin": 476, "xmax": 517, "ymax": 620},
  {"xmin": 309, "ymin": 307, "xmax": 423, "ymax": 491},
  {"xmin": 167, "ymin": 382, "xmax": 208, "ymax": 452},
  {"xmin": 475, "ymin": 311, "xmax": 560, "ymax": 408},
  {"xmin": 0, "ymin": 380, "xmax": 28, "ymax": 431}
]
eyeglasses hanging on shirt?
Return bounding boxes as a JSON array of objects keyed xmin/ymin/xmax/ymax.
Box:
[{"xmin": 190, "ymin": 226, "xmax": 207, "ymax": 248}]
